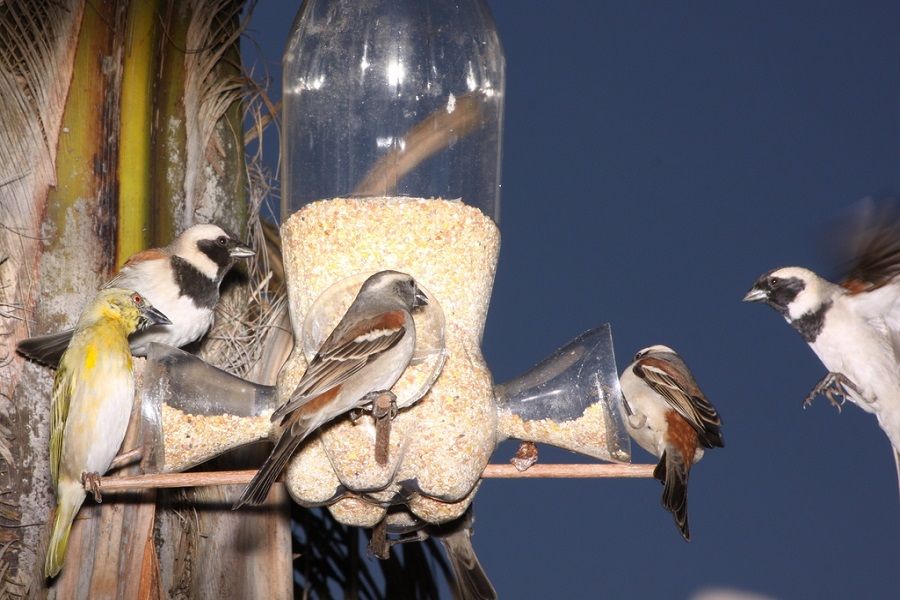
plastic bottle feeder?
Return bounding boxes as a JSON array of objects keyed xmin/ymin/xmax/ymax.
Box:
[{"xmin": 139, "ymin": 0, "xmax": 632, "ymax": 529}]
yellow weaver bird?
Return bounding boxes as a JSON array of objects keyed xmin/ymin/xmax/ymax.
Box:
[{"xmin": 44, "ymin": 288, "xmax": 170, "ymax": 578}]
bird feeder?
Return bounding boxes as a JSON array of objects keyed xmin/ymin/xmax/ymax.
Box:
[
  {"xmin": 278, "ymin": 0, "xmax": 504, "ymax": 526},
  {"xmin": 135, "ymin": 0, "xmax": 632, "ymax": 530}
]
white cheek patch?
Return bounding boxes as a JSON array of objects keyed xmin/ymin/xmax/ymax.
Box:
[
  {"xmin": 189, "ymin": 251, "xmax": 220, "ymax": 280},
  {"xmin": 788, "ymin": 289, "xmax": 823, "ymax": 321}
]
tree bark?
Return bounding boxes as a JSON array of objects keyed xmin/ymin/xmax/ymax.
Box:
[{"xmin": 0, "ymin": 1, "xmax": 291, "ymax": 597}]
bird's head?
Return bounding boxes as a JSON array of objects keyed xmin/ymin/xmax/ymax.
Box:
[
  {"xmin": 360, "ymin": 270, "xmax": 429, "ymax": 311},
  {"xmin": 634, "ymin": 344, "xmax": 677, "ymax": 361},
  {"xmin": 90, "ymin": 288, "xmax": 171, "ymax": 334},
  {"xmin": 743, "ymin": 267, "xmax": 831, "ymax": 320},
  {"xmin": 170, "ymin": 224, "xmax": 254, "ymax": 280}
]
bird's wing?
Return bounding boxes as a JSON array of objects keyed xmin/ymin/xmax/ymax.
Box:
[
  {"xmin": 272, "ymin": 310, "xmax": 408, "ymax": 422},
  {"xmin": 838, "ymin": 203, "xmax": 900, "ymax": 338},
  {"xmin": 49, "ymin": 365, "xmax": 75, "ymax": 486},
  {"xmin": 633, "ymin": 356, "xmax": 723, "ymax": 448},
  {"xmin": 433, "ymin": 510, "xmax": 497, "ymax": 600},
  {"xmin": 103, "ymin": 249, "xmax": 167, "ymax": 289},
  {"xmin": 839, "ymin": 202, "xmax": 900, "ymax": 294},
  {"xmin": 16, "ymin": 329, "xmax": 73, "ymax": 367}
]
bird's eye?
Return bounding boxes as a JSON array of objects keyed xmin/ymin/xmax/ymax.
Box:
[
  {"xmin": 769, "ymin": 277, "xmax": 779, "ymax": 287},
  {"xmin": 217, "ymin": 236, "xmax": 228, "ymax": 246},
  {"xmin": 132, "ymin": 293, "xmax": 142, "ymax": 304}
]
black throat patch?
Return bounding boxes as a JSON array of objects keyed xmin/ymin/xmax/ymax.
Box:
[
  {"xmin": 790, "ymin": 300, "xmax": 832, "ymax": 343},
  {"xmin": 171, "ymin": 255, "xmax": 219, "ymax": 309},
  {"xmin": 762, "ymin": 275, "xmax": 806, "ymax": 316},
  {"xmin": 196, "ymin": 238, "xmax": 234, "ymax": 280}
]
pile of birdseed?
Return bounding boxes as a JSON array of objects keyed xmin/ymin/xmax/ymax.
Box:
[
  {"xmin": 497, "ymin": 402, "xmax": 626, "ymax": 462},
  {"xmin": 161, "ymin": 405, "xmax": 274, "ymax": 473}
]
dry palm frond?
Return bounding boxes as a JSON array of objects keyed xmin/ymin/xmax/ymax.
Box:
[
  {"xmin": 199, "ymin": 163, "xmax": 289, "ymax": 380},
  {"xmin": 0, "ymin": 1, "xmax": 85, "ymax": 593},
  {"xmin": 183, "ymin": 0, "xmax": 252, "ymax": 222},
  {"xmin": 0, "ymin": 0, "xmax": 81, "ymax": 300}
]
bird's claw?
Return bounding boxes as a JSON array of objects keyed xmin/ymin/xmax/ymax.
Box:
[
  {"xmin": 82, "ymin": 472, "xmax": 102, "ymax": 503},
  {"xmin": 370, "ymin": 391, "xmax": 398, "ymax": 466},
  {"xmin": 350, "ymin": 390, "xmax": 398, "ymax": 464},
  {"xmin": 803, "ymin": 372, "xmax": 859, "ymax": 412},
  {"xmin": 366, "ymin": 518, "xmax": 427, "ymax": 560},
  {"xmin": 371, "ymin": 392, "xmax": 398, "ymax": 420},
  {"xmin": 367, "ymin": 518, "xmax": 391, "ymax": 560}
]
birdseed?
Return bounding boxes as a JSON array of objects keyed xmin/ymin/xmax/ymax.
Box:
[
  {"xmin": 497, "ymin": 402, "xmax": 625, "ymax": 462},
  {"xmin": 161, "ymin": 404, "xmax": 274, "ymax": 473},
  {"xmin": 281, "ymin": 197, "xmax": 500, "ymax": 524}
]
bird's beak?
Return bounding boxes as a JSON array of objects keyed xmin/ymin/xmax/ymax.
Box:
[
  {"xmin": 413, "ymin": 288, "xmax": 429, "ymax": 308},
  {"xmin": 142, "ymin": 305, "xmax": 172, "ymax": 326},
  {"xmin": 228, "ymin": 240, "xmax": 255, "ymax": 259},
  {"xmin": 743, "ymin": 287, "xmax": 768, "ymax": 303}
]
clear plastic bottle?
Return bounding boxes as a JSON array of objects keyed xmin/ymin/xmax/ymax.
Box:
[
  {"xmin": 281, "ymin": 0, "xmax": 504, "ymax": 220},
  {"xmin": 278, "ymin": 0, "xmax": 505, "ymax": 527}
]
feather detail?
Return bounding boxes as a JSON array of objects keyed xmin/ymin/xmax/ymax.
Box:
[
  {"xmin": 235, "ymin": 386, "xmax": 341, "ymax": 508},
  {"xmin": 438, "ymin": 521, "xmax": 497, "ymax": 600},
  {"xmin": 634, "ymin": 356, "xmax": 723, "ymax": 449},
  {"xmin": 16, "ymin": 329, "xmax": 74, "ymax": 368},
  {"xmin": 120, "ymin": 247, "xmax": 167, "ymax": 268},
  {"xmin": 655, "ymin": 448, "xmax": 692, "ymax": 541},
  {"xmin": 839, "ymin": 201, "xmax": 900, "ymax": 293},
  {"xmin": 49, "ymin": 366, "xmax": 75, "ymax": 487},
  {"xmin": 44, "ymin": 479, "xmax": 85, "ymax": 578},
  {"xmin": 271, "ymin": 311, "xmax": 407, "ymax": 422}
]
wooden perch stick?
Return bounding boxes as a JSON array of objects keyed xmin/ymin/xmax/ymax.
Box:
[
  {"xmin": 89, "ymin": 463, "xmax": 656, "ymax": 493},
  {"xmin": 482, "ymin": 463, "xmax": 654, "ymax": 479}
]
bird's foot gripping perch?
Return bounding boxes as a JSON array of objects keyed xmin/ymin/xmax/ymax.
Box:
[
  {"xmin": 82, "ymin": 472, "xmax": 103, "ymax": 503},
  {"xmin": 371, "ymin": 391, "xmax": 398, "ymax": 465},
  {"xmin": 803, "ymin": 372, "xmax": 860, "ymax": 412},
  {"xmin": 366, "ymin": 518, "xmax": 428, "ymax": 560},
  {"xmin": 349, "ymin": 390, "xmax": 398, "ymax": 465}
]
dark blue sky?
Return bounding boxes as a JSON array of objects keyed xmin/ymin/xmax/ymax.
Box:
[{"xmin": 245, "ymin": 2, "xmax": 900, "ymax": 598}]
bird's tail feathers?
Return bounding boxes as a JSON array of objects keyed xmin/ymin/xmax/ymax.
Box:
[
  {"xmin": 655, "ymin": 450, "xmax": 692, "ymax": 541},
  {"xmin": 233, "ymin": 416, "xmax": 317, "ymax": 509},
  {"xmin": 893, "ymin": 447, "xmax": 900, "ymax": 500},
  {"xmin": 440, "ymin": 531, "xmax": 497, "ymax": 600},
  {"xmin": 45, "ymin": 481, "xmax": 86, "ymax": 578},
  {"xmin": 17, "ymin": 329, "xmax": 74, "ymax": 368}
]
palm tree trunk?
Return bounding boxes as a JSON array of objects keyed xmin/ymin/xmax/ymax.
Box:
[
  {"xmin": 0, "ymin": 1, "xmax": 291, "ymax": 597},
  {"xmin": 0, "ymin": 0, "xmax": 93, "ymax": 595}
]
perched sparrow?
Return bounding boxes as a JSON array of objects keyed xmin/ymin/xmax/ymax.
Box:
[
  {"xmin": 18, "ymin": 223, "xmax": 253, "ymax": 366},
  {"xmin": 429, "ymin": 508, "xmax": 497, "ymax": 600},
  {"xmin": 234, "ymin": 270, "xmax": 428, "ymax": 509},
  {"xmin": 620, "ymin": 345, "xmax": 724, "ymax": 540},
  {"xmin": 45, "ymin": 288, "xmax": 170, "ymax": 578}
]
